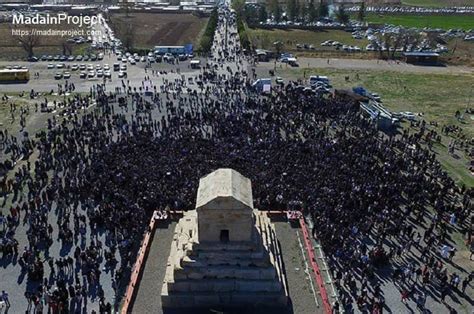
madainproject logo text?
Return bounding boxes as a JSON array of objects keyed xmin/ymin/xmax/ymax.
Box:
[{"xmin": 12, "ymin": 13, "xmax": 105, "ymax": 28}]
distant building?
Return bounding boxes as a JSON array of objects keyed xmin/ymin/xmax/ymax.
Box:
[
  {"xmin": 0, "ymin": 0, "xmax": 41, "ymax": 3},
  {"xmin": 403, "ymin": 52, "xmax": 440, "ymax": 65},
  {"xmin": 333, "ymin": 0, "xmax": 401, "ymax": 5}
]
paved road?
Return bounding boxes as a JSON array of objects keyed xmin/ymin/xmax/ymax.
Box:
[{"xmin": 260, "ymin": 57, "xmax": 474, "ymax": 75}]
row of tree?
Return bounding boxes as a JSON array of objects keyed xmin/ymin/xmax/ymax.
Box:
[
  {"xmin": 199, "ymin": 8, "xmax": 219, "ymax": 53},
  {"xmin": 268, "ymin": 0, "xmax": 329, "ymax": 24},
  {"xmin": 240, "ymin": 0, "xmax": 365, "ymax": 26}
]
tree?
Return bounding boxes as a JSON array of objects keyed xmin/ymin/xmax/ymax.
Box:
[
  {"xmin": 383, "ymin": 32, "xmax": 393, "ymax": 59},
  {"xmin": 287, "ymin": 0, "xmax": 298, "ymax": 22},
  {"xmin": 259, "ymin": 5, "xmax": 268, "ymax": 23},
  {"xmin": 270, "ymin": 0, "xmax": 282, "ymax": 22},
  {"xmin": 62, "ymin": 41, "xmax": 73, "ymax": 56},
  {"xmin": 274, "ymin": 41, "xmax": 283, "ymax": 57},
  {"xmin": 13, "ymin": 26, "xmax": 40, "ymax": 58},
  {"xmin": 358, "ymin": 1, "xmax": 365, "ymax": 21},
  {"xmin": 308, "ymin": 0, "xmax": 318, "ymax": 23},
  {"xmin": 244, "ymin": 5, "xmax": 259, "ymax": 24},
  {"xmin": 318, "ymin": 2, "xmax": 329, "ymax": 18},
  {"xmin": 121, "ymin": 23, "xmax": 136, "ymax": 51},
  {"xmin": 335, "ymin": 6, "xmax": 349, "ymax": 24},
  {"xmin": 122, "ymin": 0, "xmax": 132, "ymax": 18},
  {"xmin": 232, "ymin": 0, "xmax": 245, "ymax": 17}
]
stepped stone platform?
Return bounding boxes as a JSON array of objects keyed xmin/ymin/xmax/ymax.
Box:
[{"xmin": 161, "ymin": 169, "xmax": 288, "ymax": 308}]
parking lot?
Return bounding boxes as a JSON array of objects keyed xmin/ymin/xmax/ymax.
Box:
[{"xmin": 0, "ymin": 52, "xmax": 208, "ymax": 93}]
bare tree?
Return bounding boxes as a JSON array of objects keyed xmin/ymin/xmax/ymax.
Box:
[
  {"xmin": 401, "ymin": 30, "xmax": 421, "ymax": 52},
  {"xmin": 121, "ymin": 23, "xmax": 136, "ymax": 51},
  {"xmin": 383, "ymin": 33, "xmax": 393, "ymax": 59},
  {"xmin": 12, "ymin": 25, "xmax": 41, "ymax": 58},
  {"xmin": 123, "ymin": 0, "xmax": 132, "ymax": 18},
  {"xmin": 62, "ymin": 41, "xmax": 73, "ymax": 56},
  {"xmin": 391, "ymin": 32, "xmax": 404, "ymax": 59}
]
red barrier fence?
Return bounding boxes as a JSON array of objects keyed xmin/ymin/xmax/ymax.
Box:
[
  {"xmin": 121, "ymin": 212, "xmax": 158, "ymax": 314},
  {"xmin": 119, "ymin": 210, "xmax": 331, "ymax": 313},
  {"xmin": 299, "ymin": 218, "xmax": 333, "ymax": 314}
]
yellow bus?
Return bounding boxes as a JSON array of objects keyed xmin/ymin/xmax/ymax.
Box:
[{"xmin": 0, "ymin": 68, "xmax": 30, "ymax": 84}]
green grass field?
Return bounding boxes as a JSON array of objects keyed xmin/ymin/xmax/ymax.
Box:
[
  {"xmin": 277, "ymin": 67, "xmax": 474, "ymax": 186},
  {"xmin": 363, "ymin": 13, "xmax": 474, "ymax": 30},
  {"xmin": 402, "ymin": 0, "xmax": 474, "ymax": 7}
]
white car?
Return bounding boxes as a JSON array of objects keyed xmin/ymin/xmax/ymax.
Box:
[
  {"xmin": 71, "ymin": 64, "xmax": 79, "ymax": 71},
  {"xmin": 163, "ymin": 53, "xmax": 174, "ymax": 62},
  {"xmin": 129, "ymin": 58, "xmax": 136, "ymax": 65},
  {"xmin": 63, "ymin": 72, "xmax": 71, "ymax": 79},
  {"xmin": 121, "ymin": 57, "xmax": 127, "ymax": 63},
  {"xmin": 401, "ymin": 112, "xmax": 416, "ymax": 121},
  {"xmin": 104, "ymin": 70, "xmax": 112, "ymax": 78},
  {"xmin": 118, "ymin": 71, "xmax": 126, "ymax": 78},
  {"xmin": 47, "ymin": 64, "xmax": 55, "ymax": 69},
  {"xmin": 87, "ymin": 64, "xmax": 94, "ymax": 71},
  {"xmin": 56, "ymin": 63, "xmax": 65, "ymax": 69},
  {"xmin": 96, "ymin": 70, "xmax": 104, "ymax": 78},
  {"xmin": 103, "ymin": 64, "xmax": 110, "ymax": 70},
  {"xmin": 147, "ymin": 56, "xmax": 155, "ymax": 63},
  {"xmin": 79, "ymin": 64, "xmax": 86, "ymax": 70},
  {"xmin": 88, "ymin": 70, "xmax": 95, "ymax": 78},
  {"xmin": 120, "ymin": 64, "xmax": 127, "ymax": 71},
  {"xmin": 140, "ymin": 56, "xmax": 146, "ymax": 62}
]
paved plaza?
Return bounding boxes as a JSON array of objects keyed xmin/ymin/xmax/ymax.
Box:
[{"xmin": 0, "ymin": 1, "xmax": 473, "ymax": 314}]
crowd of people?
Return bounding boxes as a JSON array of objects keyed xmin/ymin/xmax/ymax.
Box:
[{"xmin": 0, "ymin": 2, "xmax": 472, "ymax": 314}]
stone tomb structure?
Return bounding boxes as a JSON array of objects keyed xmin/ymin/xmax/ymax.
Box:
[{"xmin": 161, "ymin": 168, "xmax": 288, "ymax": 308}]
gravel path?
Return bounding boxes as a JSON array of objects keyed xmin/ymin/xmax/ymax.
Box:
[
  {"xmin": 259, "ymin": 57, "xmax": 474, "ymax": 75},
  {"xmin": 274, "ymin": 221, "xmax": 323, "ymax": 314},
  {"xmin": 131, "ymin": 221, "xmax": 176, "ymax": 314}
]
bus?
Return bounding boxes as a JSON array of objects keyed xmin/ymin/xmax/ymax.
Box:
[
  {"xmin": 154, "ymin": 44, "xmax": 193, "ymax": 56},
  {"xmin": 154, "ymin": 46, "xmax": 186, "ymax": 56},
  {"xmin": 0, "ymin": 68, "xmax": 30, "ymax": 84}
]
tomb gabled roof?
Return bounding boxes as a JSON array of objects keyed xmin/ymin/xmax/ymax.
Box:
[{"xmin": 196, "ymin": 168, "xmax": 253, "ymax": 211}]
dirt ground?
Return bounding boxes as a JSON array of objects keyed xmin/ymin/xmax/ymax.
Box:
[
  {"xmin": 109, "ymin": 13, "xmax": 208, "ymax": 49},
  {"xmin": 0, "ymin": 21, "xmax": 89, "ymax": 60}
]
